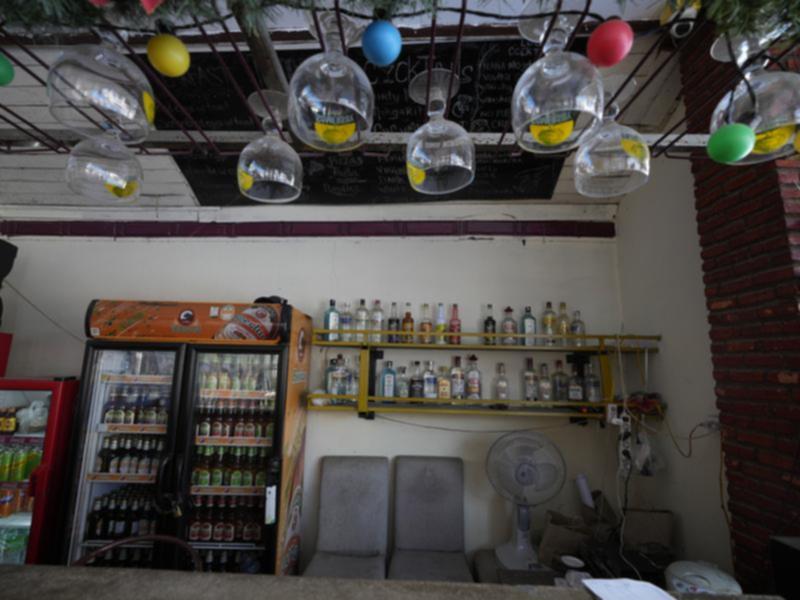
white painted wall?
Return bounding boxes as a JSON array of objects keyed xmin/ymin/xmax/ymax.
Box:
[{"xmin": 615, "ymin": 158, "xmax": 731, "ymax": 570}]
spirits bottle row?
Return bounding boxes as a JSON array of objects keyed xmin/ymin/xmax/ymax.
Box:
[
  {"xmin": 197, "ymin": 354, "xmax": 275, "ymax": 393},
  {"xmin": 195, "ymin": 398, "xmax": 275, "ymax": 439},
  {"xmin": 93, "ymin": 435, "xmax": 165, "ymax": 475},
  {"xmin": 191, "ymin": 446, "xmax": 271, "ymax": 487},
  {"xmin": 374, "ymin": 356, "xmax": 603, "ymax": 403},
  {"xmin": 85, "ymin": 486, "xmax": 159, "ymax": 540},
  {"xmin": 322, "ymin": 299, "xmax": 587, "ymax": 346},
  {"xmin": 187, "ymin": 495, "xmax": 265, "ymax": 543},
  {"xmin": 102, "ymin": 385, "xmax": 169, "ymax": 425}
]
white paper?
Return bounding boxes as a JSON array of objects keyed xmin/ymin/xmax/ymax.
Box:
[{"xmin": 583, "ymin": 578, "xmax": 674, "ymax": 600}]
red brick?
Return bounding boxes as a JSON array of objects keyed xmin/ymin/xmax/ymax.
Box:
[
  {"xmin": 736, "ymin": 431, "xmax": 775, "ymax": 448},
  {"xmin": 737, "ymin": 288, "xmax": 776, "ymax": 306},
  {"xmin": 757, "ymin": 449, "xmax": 796, "ymax": 470}
]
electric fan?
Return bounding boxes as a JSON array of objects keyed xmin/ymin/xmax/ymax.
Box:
[{"xmin": 486, "ymin": 431, "xmax": 567, "ymax": 570}]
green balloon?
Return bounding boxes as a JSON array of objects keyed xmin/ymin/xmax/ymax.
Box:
[
  {"xmin": 707, "ymin": 123, "xmax": 756, "ymax": 164},
  {"xmin": 0, "ymin": 52, "xmax": 13, "ymax": 86}
]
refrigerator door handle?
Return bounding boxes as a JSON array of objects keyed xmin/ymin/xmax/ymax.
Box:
[{"xmin": 155, "ymin": 455, "xmax": 180, "ymax": 517}]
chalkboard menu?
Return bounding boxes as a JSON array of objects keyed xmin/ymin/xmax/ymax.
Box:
[{"xmin": 157, "ymin": 41, "xmax": 565, "ymax": 205}]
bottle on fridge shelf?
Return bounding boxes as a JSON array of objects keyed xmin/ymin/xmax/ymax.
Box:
[
  {"xmin": 401, "ymin": 302, "xmax": 415, "ymax": 343},
  {"xmin": 483, "ymin": 304, "xmax": 497, "ymax": 346},
  {"xmin": 339, "ymin": 302, "xmax": 353, "ymax": 342},
  {"xmin": 193, "ymin": 446, "xmax": 211, "ymax": 486},
  {"xmin": 538, "ymin": 363, "xmax": 553, "ymax": 401},
  {"xmin": 556, "ymin": 302, "xmax": 571, "ymax": 346},
  {"xmin": 448, "ymin": 304, "xmax": 462, "ymax": 345},
  {"xmin": 107, "ymin": 437, "xmax": 121, "ymax": 473},
  {"xmin": 434, "ymin": 303, "xmax": 447, "ymax": 345},
  {"xmin": 437, "ymin": 367, "xmax": 451, "ymax": 400},
  {"xmin": 387, "ymin": 302, "xmax": 401, "ymax": 343},
  {"xmin": 501, "ymin": 307, "xmax": 518, "ymax": 345},
  {"xmin": 218, "ymin": 357, "xmax": 233, "ymax": 390},
  {"xmin": 94, "ymin": 437, "xmax": 111, "ymax": 472},
  {"xmin": 552, "ymin": 360, "xmax": 569, "ymax": 401},
  {"xmin": 409, "ymin": 362, "xmax": 424, "ymax": 398},
  {"xmin": 523, "ymin": 358, "xmax": 538, "ymax": 401},
  {"xmin": 568, "ymin": 365, "xmax": 584, "ymax": 402},
  {"xmin": 369, "ymin": 300, "xmax": 384, "ymax": 343},
  {"xmin": 378, "ymin": 361, "xmax": 396, "ymax": 398},
  {"xmin": 450, "ymin": 357, "xmax": 465, "ymax": 400},
  {"xmin": 419, "ymin": 303, "xmax": 433, "ymax": 344},
  {"xmin": 465, "ymin": 355, "xmax": 482, "ymax": 400},
  {"xmin": 396, "ymin": 366, "xmax": 410, "ymax": 398},
  {"xmin": 541, "ymin": 302, "xmax": 557, "ymax": 346},
  {"xmin": 584, "ymin": 362, "xmax": 603, "ymax": 403},
  {"xmin": 354, "ymin": 299, "xmax": 369, "ymax": 342},
  {"xmin": 570, "ymin": 311, "xmax": 586, "ymax": 346},
  {"xmin": 324, "ymin": 299, "xmax": 340, "ymax": 341},
  {"xmin": 422, "ymin": 361, "xmax": 437, "ymax": 399},
  {"xmin": 494, "ymin": 363, "xmax": 509, "ymax": 400},
  {"xmin": 520, "ymin": 306, "xmax": 537, "ymax": 347}
]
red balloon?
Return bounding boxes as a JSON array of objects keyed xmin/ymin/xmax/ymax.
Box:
[{"xmin": 587, "ymin": 19, "xmax": 634, "ymax": 68}]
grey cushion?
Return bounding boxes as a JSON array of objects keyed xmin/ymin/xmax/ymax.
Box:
[
  {"xmin": 388, "ymin": 550, "xmax": 473, "ymax": 582},
  {"xmin": 316, "ymin": 456, "xmax": 389, "ymax": 556},
  {"xmin": 304, "ymin": 552, "xmax": 386, "ymax": 580},
  {"xmin": 394, "ymin": 456, "xmax": 464, "ymax": 552}
]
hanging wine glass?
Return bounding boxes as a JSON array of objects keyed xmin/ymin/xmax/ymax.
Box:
[
  {"xmin": 512, "ymin": 0, "xmax": 603, "ymax": 154},
  {"xmin": 48, "ymin": 45, "xmax": 154, "ymax": 144},
  {"xmin": 238, "ymin": 91, "xmax": 303, "ymax": 203},
  {"xmin": 288, "ymin": 12, "xmax": 373, "ymax": 152},
  {"xmin": 66, "ymin": 135, "xmax": 143, "ymax": 202},
  {"xmin": 709, "ymin": 17, "xmax": 790, "ymax": 64},
  {"xmin": 406, "ymin": 68, "xmax": 475, "ymax": 195}
]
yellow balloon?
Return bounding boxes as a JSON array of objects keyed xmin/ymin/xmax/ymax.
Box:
[{"xmin": 147, "ymin": 34, "xmax": 190, "ymax": 78}]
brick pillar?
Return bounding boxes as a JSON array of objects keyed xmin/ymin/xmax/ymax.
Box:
[{"xmin": 679, "ymin": 23, "xmax": 800, "ymax": 592}]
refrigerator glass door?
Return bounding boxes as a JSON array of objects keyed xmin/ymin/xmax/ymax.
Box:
[
  {"xmin": 185, "ymin": 351, "xmax": 279, "ymax": 574},
  {"xmin": 68, "ymin": 348, "xmax": 178, "ymax": 567},
  {"xmin": 0, "ymin": 389, "xmax": 49, "ymax": 564}
]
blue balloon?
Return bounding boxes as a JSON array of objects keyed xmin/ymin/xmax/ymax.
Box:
[{"xmin": 362, "ymin": 20, "xmax": 402, "ymax": 67}]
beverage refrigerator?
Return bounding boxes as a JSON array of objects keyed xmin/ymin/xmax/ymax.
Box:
[
  {"xmin": 64, "ymin": 299, "xmax": 311, "ymax": 575},
  {"xmin": 0, "ymin": 377, "xmax": 79, "ymax": 565}
]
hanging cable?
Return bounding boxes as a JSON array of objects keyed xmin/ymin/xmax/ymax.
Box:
[
  {"xmin": 3, "ymin": 281, "xmax": 84, "ymax": 344},
  {"xmin": 444, "ymin": 0, "xmax": 467, "ymax": 119}
]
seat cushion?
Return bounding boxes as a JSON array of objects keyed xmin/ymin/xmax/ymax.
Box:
[
  {"xmin": 304, "ymin": 552, "xmax": 386, "ymax": 580},
  {"xmin": 388, "ymin": 550, "xmax": 473, "ymax": 582}
]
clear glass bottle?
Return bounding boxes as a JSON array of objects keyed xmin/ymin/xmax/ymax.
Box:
[
  {"xmin": 523, "ymin": 357, "xmax": 538, "ymax": 401},
  {"xmin": 465, "ymin": 355, "xmax": 482, "ymax": 400},
  {"xmin": 584, "ymin": 362, "xmax": 602, "ymax": 403},
  {"xmin": 339, "ymin": 302, "xmax": 353, "ymax": 342},
  {"xmin": 324, "ymin": 299, "xmax": 340, "ymax": 342},
  {"xmin": 419, "ymin": 303, "xmax": 433, "ymax": 344},
  {"xmin": 450, "ymin": 356, "xmax": 465, "ymax": 400},
  {"xmin": 401, "ymin": 302, "xmax": 415, "ymax": 343},
  {"xmin": 501, "ymin": 306, "xmax": 518, "ymax": 345},
  {"xmin": 332, "ymin": 355, "xmax": 347, "ymax": 400},
  {"xmin": 520, "ymin": 306, "xmax": 537, "ymax": 347},
  {"xmin": 378, "ymin": 360, "xmax": 396, "ymax": 398},
  {"xmin": 542, "ymin": 302, "xmax": 557, "ymax": 346},
  {"xmin": 568, "ymin": 365, "xmax": 584, "ymax": 402},
  {"xmin": 494, "ymin": 362, "xmax": 509, "ymax": 400},
  {"xmin": 434, "ymin": 302, "xmax": 447, "ymax": 345},
  {"xmin": 449, "ymin": 303, "xmax": 462, "ymax": 345},
  {"xmin": 423, "ymin": 360, "xmax": 437, "ymax": 399},
  {"xmin": 570, "ymin": 310, "xmax": 586, "ymax": 347},
  {"xmin": 369, "ymin": 300, "xmax": 384, "ymax": 343},
  {"xmin": 409, "ymin": 361, "xmax": 424, "ymax": 398},
  {"xmin": 556, "ymin": 302, "xmax": 571, "ymax": 346},
  {"xmin": 354, "ymin": 299, "xmax": 369, "ymax": 342},
  {"xmin": 437, "ymin": 366, "xmax": 451, "ymax": 400},
  {"xmin": 484, "ymin": 304, "xmax": 497, "ymax": 346},
  {"xmin": 552, "ymin": 359, "xmax": 569, "ymax": 401},
  {"xmin": 345, "ymin": 356, "xmax": 359, "ymax": 398},
  {"xmin": 538, "ymin": 363, "xmax": 553, "ymax": 402},
  {"xmin": 387, "ymin": 302, "xmax": 401, "ymax": 343},
  {"xmin": 396, "ymin": 366, "xmax": 410, "ymax": 398},
  {"xmin": 324, "ymin": 358, "xmax": 338, "ymax": 395}
]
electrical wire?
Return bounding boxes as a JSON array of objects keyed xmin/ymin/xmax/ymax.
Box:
[
  {"xmin": 2, "ymin": 281, "xmax": 84, "ymax": 345},
  {"xmin": 374, "ymin": 413, "xmax": 577, "ymax": 434}
]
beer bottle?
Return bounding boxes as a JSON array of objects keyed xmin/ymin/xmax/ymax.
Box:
[
  {"xmin": 94, "ymin": 437, "xmax": 111, "ymax": 473},
  {"xmin": 124, "ymin": 393, "xmax": 136, "ymax": 425},
  {"xmin": 254, "ymin": 496, "xmax": 264, "ymax": 542},
  {"xmin": 129, "ymin": 437, "xmax": 142, "ymax": 474},
  {"xmin": 129, "ymin": 498, "xmax": 141, "ymax": 537},
  {"xmin": 242, "ymin": 497, "xmax": 258, "ymax": 542},
  {"xmin": 233, "ymin": 401, "xmax": 246, "ymax": 438},
  {"xmin": 188, "ymin": 496, "xmax": 202, "ymax": 542},
  {"xmin": 228, "ymin": 447, "xmax": 244, "ymax": 487},
  {"xmin": 242, "ymin": 448, "xmax": 256, "ymax": 486},
  {"xmin": 210, "ymin": 447, "xmax": 224, "ymax": 487},
  {"xmin": 137, "ymin": 439, "xmax": 151, "ymax": 475},
  {"xmin": 223, "ymin": 497, "xmax": 235, "ymax": 542},
  {"xmin": 202, "ymin": 549, "xmax": 214, "ymax": 572},
  {"xmin": 197, "ymin": 399, "xmax": 212, "ymax": 437},
  {"xmin": 254, "ymin": 448, "xmax": 268, "ymax": 486},
  {"xmin": 210, "ymin": 401, "xmax": 224, "ymax": 437},
  {"xmin": 156, "ymin": 397, "xmax": 168, "ymax": 425},
  {"xmin": 119, "ymin": 436, "xmax": 134, "ymax": 474},
  {"xmin": 146, "ymin": 498, "xmax": 158, "ymax": 536},
  {"xmin": 211, "ymin": 496, "xmax": 225, "ymax": 542},
  {"xmin": 118, "ymin": 547, "xmax": 129, "ymax": 567},
  {"xmin": 131, "ymin": 548, "xmax": 142, "ymax": 569},
  {"xmin": 233, "ymin": 497, "xmax": 245, "ymax": 542},
  {"xmin": 143, "ymin": 389, "xmax": 158, "ymax": 425},
  {"xmin": 151, "ymin": 439, "xmax": 164, "ymax": 476},
  {"xmin": 244, "ymin": 401, "xmax": 256, "ymax": 438},
  {"xmin": 199, "ymin": 496, "xmax": 213, "ymax": 542},
  {"xmin": 219, "ymin": 550, "xmax": 230, "ymax": 573},
  {"xmin": 86, "ymin": 498, "xmax": 103, "ymax": 540},
  {"xmin": 105, "ymin": 498, "xmax": 118, "ymax": 539},
  {"xmin": 221, "ymin": 400, "xmax": 234, "ymax": 437},
  {"xmin": 107, "ymin": 437, "xmax": 121, "ymax": 474},
  {"xmin": 115, "ymin": 497, "xmax": 129, "ymax": 539}
]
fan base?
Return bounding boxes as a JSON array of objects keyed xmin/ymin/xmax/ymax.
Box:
[{"xmin": 495, "ymin": 538, "xmax": 539, "ymax": 571}]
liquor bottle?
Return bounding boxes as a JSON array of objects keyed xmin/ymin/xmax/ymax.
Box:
[
  {"xmin": 541, "ymin": 302, "xmax": 557, "ymax": 346},
  {"xmin": 556, "ymin": 302, "xmax": 571, "ymax": 346},
  {"xmin": 552, "ymin": 360, "xmax": 569, "ymax": 401},
  {"xmin": 107, "ymin": 436, "xmax": 121, "ymax": 474},
  {"xmin": 396, "ymin": 366, "xmax": 410, "ymax": 398},
  {"xmin": 354, "ymin": 299, "xmax": 369, "ymax": 342},
  {"xmin": 523, "ymin": 358, "xmax": 538, "ymax": 401},
  {"xmin": 568, "ymin": 365, "xmax": 584, "ymax": 402},
  {"xmin": 434, "ymin": 303, "xmax": 447, "ymax": 345},
  {"xmin": 584, "ymin": 362, "xmax": 602, "ymax": 403},
  {"xmin": 483, "ymin": 304, "xmax": 497, "ymax": 346},
  {"xmin": 448, "ymin": 304, "xmax": 462, "ymax": 345},
  {"xmin": 450, "ymin": 357, "xmax": 465, "ymax": 400},
  {"xmin": 538, "ymin": 363, "xmax": 553, "ymax": 401},
  {"xmin": 409, "ymin": 361, "xmax": 424, "ymax": 398},
  {"xmin": 378, "ymin": 361, "xmax": 396, "ymax": 398},
  {"xmin": 401, "ymin": 302, "xmax": 415, "ymax": 343},
  {"xmin": 520, "ymin": 306, "xmax": 537, "ymax": 347},
  {"xmin": 369, "ymin": 300, "xmax": 384, "ymax": 343},
  {"xmin": 345, "ymin": 356, "xmax": 359, "ymax": 397},
  {"xmin": 465, "ymin": 355, "xmax": 482, "ymax": 400},
  {"xmin": 339, "ymin": 302, "xmax": 353, "ymax": 342},
  {"xmin": 437, "ymin": 366, "xmax": 451, "ymax": 400},
  {"xmin": 419, "ymin": 303, "xmax": 433, "ymax": 344},
  {"xmin": 324, "ymin": 358, "xmax": 336, "ymax": 396},
  {"xmin": 570, "ymin": 310, "xmax": 586, "ymax": 347},
  {"xmin": 94, "ymin": 437, "xmax": 111, "ymax": 473},
  {"xmin": 494, "ymin": 363, "xmax": 509, "ymax": 400},
  {"xmin": 422, "ymin": 361, "xmax": 437, "ymax": 399},
  {"xmin": 501, "ymin": 307, "xmax": 518, "ymax": 345},
  {"xmin": 324, "ymin": 299, "xmax": 340, "ymax": 342},
  {"xmin": 387, "ymin": 302, "xmax": 401, "ymax": 343}
]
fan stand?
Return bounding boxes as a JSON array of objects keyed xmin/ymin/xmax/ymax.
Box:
[{"xmin": 495, "ymin": 504, "xmax": 539, "ymax": 570}]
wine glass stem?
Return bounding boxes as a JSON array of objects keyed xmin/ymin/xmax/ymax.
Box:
[{"xmin": 427, "ymin": 86, "xmax": 447, "ymax": 120}]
